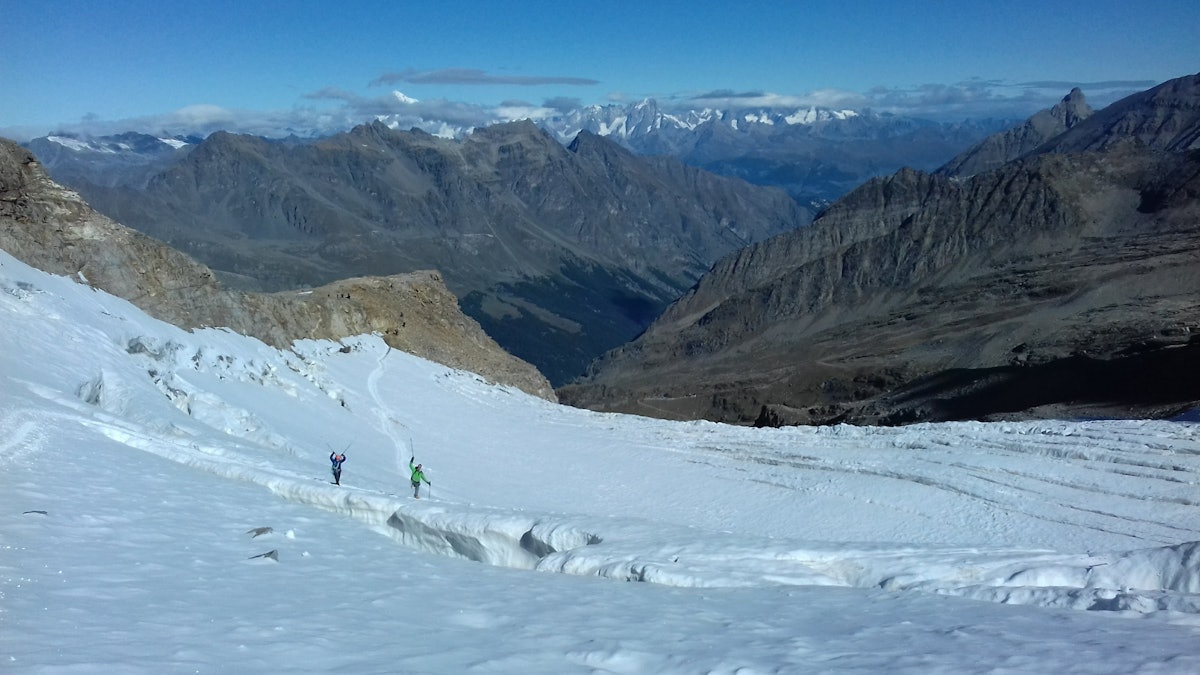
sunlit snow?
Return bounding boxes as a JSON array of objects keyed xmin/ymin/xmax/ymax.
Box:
[
  {"xmin": 46, "ymin": 135, "xmax": 109, "ymax": 153},
  {"xmin": 3, "ymin": 248, "xmax": 1199, "ymax": 673}
]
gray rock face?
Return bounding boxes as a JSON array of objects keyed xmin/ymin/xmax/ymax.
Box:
[
  {"xmin": 0, "ymin": 138, "xmax": 555, "ymax": 401},
  {"xmin": 559, "ymin": 73, "xmax": 1200, "ymax": 425},
  {"xmin": 63, "ymin": 121, "xmax": 807, "ymax": 384}
]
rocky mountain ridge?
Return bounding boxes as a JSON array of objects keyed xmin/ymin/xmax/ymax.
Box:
[
  {"xmin": 559, "ymin": 74, "xmax": 1200, "ymax": 425},
  {"xmin": 937, "ymin": 88, "xmax": 1095, "ymax": 177},
  {"xmin": 0, "ymin": 138, "xmax": 554, "ymax": 400},
  {"xmin": 1036, "ymin": 74, "xmax": 1200, "ymax": 154}
]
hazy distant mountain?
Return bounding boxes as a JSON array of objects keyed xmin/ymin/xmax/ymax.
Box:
[
  {"xmin": 559, "ymin": 73, "xmax": 1200, "ymax": 425},
  {"xmin": 531, "ymin": 100, "xmax": 1012, "ymax": 206},
  {"xmin": 24, "ymin": 132, "xmax": 198, "ymax": 189},
  {"xmin": 62, "ymin": 121, "xmax": 806, "ymax": 385}
]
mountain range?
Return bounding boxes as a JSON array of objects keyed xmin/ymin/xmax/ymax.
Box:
[
  {"xmin": 16, "ymin": 76, "xmax": 1197, "ymax": 426},
  {"xmin": 29, "ymin": 121, "xmax": 806, "ymax": 385},
  {"xmin": 30, "ymin": 99, "xmax": 1012, "ymax": 208},
  {"xmin": 20, "ymin": 102, "xmax": 1014, "ymax": 386},
  {"xmin": 559, "ymin": 73, "xmax": 1200, "ymax": 424}
]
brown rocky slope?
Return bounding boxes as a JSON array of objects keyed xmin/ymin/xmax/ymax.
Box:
[{"xmin": 0, "ymin": 138, "xmax": 554, "ymax": 400}]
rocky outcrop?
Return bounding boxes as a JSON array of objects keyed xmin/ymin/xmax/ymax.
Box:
[
  {"xmin": 560, "ymin": 73, "xmax": 1200, "ymax": 425},
  {"xmin": 0, "ymin": 138, "xmax": 555, "ymax": 401}
]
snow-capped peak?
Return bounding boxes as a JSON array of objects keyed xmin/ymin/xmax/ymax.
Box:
[
  {"xmin": 784, "ymin": 107, "xmax": 859, "ymax": 124},
  {"xmin": 360, "ymin": 97, "xmax": 873, "ymax": 144},
  {"xmin": 47, "ymin": 135, "xmax": 101, "ymax": 152}
]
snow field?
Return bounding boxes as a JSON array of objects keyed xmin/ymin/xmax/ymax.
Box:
[{"xmin": 3, "ymin": 248, "xmax": 1200, "ymax": 672}]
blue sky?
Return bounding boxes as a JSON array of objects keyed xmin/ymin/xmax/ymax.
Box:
[{"xmin": 2, "ymin": 0, "xmax": 1197, "ymax": 140}]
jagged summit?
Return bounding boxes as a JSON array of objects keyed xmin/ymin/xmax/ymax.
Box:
[
  {"xmin": 938, "ymin": 88, "xmax": 1095, "ymax": 177},
  {"xmin": 1037, "ymin": 72, "xmax": 1200, "ymax": 154},
  {"xmin": 940, "ymin": 73, "xmax": 1200, "ymax": 178},
  {"xmin": 1057, "ymin": 87, "xmax": 1092, "ymax": 126}
]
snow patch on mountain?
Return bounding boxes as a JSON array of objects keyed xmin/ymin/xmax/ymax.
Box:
[
  {"xmin": 46, "ymin": 135, "xmax": 100, "ymax": 152},
  {"xmin": 363, "ymin": 98, "xmax": 879, "ymax": 143}
]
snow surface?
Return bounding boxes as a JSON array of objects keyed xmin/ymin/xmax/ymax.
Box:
[
  {"xmin": 2, "ymin": 247, "xmax": 1199, "ymax": 673},
  {"xmin": 46, "ymin": 136, "xmax": 109, "ymax": 153}
]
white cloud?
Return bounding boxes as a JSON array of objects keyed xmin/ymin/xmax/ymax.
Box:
[
  {"xmin": 493, "ymin": 103, "xmax": 556, "ymax": 121},
  {"xmin": 392, "ymin": 90, "xmax": 420, "ymax": 104}
]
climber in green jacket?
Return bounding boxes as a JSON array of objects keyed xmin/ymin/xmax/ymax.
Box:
[{"xmin": 409, "ymin": 456, "xmax": 430, "ymax": 499}]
